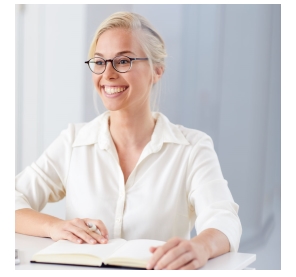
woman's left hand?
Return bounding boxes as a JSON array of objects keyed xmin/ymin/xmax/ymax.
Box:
[{"xmin": 146, "ymin": 237, "xmax": 210, "ymax": 270}]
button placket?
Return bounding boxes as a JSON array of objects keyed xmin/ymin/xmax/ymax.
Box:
[
  {"xmin": 113, "ymin": 190, "xmax": 125, "ymax": 238},
  {"xmin": 113, "ymin": 163, "xmax": 125, "ymax": 238}
]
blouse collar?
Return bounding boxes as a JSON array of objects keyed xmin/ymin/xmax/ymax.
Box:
[{"xmin": 72, "ymin": 111, "xmax": 190, "ymax": 151}]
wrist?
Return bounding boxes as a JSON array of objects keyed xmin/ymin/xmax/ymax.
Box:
[
  {"xmin": 191, "ymin": 228, "xmax": 231, "ymax": 259},
  {"xmin": 42, "ymin": 215, "xmax": 63, "ymax": 238},
  {"xmin": 191, "ymin": 235, "xmax": 212, "ymax": 260}
]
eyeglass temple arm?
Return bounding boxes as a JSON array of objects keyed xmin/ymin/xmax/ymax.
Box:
[{"xmin": 132, "ymin": 58, "xmax": 149, "ymax": 61}]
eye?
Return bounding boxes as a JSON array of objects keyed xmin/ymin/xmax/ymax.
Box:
[
  {"xmin": 115, "ymin": 57, "xmax": 131, "ymax": 65},
  {"xmin": 95, "ymin": 60, "xmax": 105, "ymax": 65},
  {"xmin": 90, "ymin": 57, "xmax": 105, "ymax": 66},
  {"xmin": 119, "ymin": 59, "xmax": 129, "ymax": 64}
]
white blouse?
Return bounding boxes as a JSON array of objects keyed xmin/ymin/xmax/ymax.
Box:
[{"xmin": 15, "ymin": 112, "xmax": 242, "ymax": 251}]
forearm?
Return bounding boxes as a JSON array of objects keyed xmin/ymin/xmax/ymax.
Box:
[
  {"xmin": 15, "ymin": 208, "xmax": 63, "ymax": 238},
  {"xmin": 191, "ymin": 228, "xmax": 230, "ymax": 260}
]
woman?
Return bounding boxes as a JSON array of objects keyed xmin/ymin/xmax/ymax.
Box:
[{"xmin": 15, "ymin": 11, "xmax": 242, "ymax": 270}]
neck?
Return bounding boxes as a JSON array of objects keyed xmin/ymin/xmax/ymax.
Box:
[{"xmin": 109, "ymin": 106, "xmax": 156, "ymax": 149}]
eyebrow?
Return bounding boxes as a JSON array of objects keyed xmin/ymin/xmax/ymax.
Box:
[{"xmin": 94, "ymin": 51, "xmax": 137, "ymax": 57}]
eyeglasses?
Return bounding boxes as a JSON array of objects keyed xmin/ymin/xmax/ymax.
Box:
[{"xmin": 85, "ymin": 55, "xmax": 149, "ymax": 74}]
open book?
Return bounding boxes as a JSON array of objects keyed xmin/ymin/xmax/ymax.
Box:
[{"xmin": 31, "ymin": 238, "xmax": 165, "ymax": 269}]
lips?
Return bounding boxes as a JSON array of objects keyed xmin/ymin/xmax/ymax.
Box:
[{"xmin": 103, "ymin": 85, "xmax": 128, "ymax": 95}]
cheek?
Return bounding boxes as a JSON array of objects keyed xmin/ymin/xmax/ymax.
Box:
[
  {"xmin": 92, "ymin": 74, "xmax": 101, "ymax": 88},
  {"xmin": 132, "ymin": 72, "xmax": 153, "ymax": 88}
]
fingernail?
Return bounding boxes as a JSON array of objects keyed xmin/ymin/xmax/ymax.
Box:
[
  {"xmin": 146, "ymin": 263, "xmax": 151, "ymax": 269},
  {"xmin": 100, "ymin": 239, "xmax": 106, "ymax": 243},
  {"xmin": 77, "ymin": 239, "xmax": 82, "ymax": 243},
  {"xmin": 90, "ymin": 239, "xmax": 96, "ymax": 244}
]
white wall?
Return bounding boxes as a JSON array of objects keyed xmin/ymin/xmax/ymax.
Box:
[{"xmin": 16, "ymin": 4, "xmax": 87, "ymax": 218}]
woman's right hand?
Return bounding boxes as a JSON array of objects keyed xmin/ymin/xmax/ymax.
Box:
[{"xmin": 48, "ymin": 218, "xmax": 109, "ymax": 244}]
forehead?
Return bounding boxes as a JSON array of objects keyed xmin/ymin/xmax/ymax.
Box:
[{"xmin": 95, "ymin": 28, "xmax": 145, "ymax": 57}]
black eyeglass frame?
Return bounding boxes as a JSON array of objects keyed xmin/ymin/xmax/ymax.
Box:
[{"xmin": 84, "ymin": 55, "xmax": 149, "ymax": 74}]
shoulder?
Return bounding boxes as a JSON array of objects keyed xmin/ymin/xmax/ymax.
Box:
[
  {"xmin": 157, "ymin": 112, "xmax": 213, "ymax": 148},
  {"xmin": 177, "ymin": 124, "xmax": 213, "ymax": 147},
  {"xmin": 60, "ymin": 111, "xmax": 109, "ymax": 147}
]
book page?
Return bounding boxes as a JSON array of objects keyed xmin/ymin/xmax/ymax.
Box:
[
  {"xmin": 107, "ymin": 239, "xmax": 165, "ymax": 261},
  {"xmin": 33, "ymin": 238, "xmax": 127, "ymax": 261}
]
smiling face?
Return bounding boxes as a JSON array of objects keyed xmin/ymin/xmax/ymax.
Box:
[{"xmin": 92, "ymin": 28, "xmax": 160, "ymax": 113}]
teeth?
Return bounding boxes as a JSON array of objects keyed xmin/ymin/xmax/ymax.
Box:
[{"xmin": 104, "ymin": 86, "xmax": 127, "ymax": 94}]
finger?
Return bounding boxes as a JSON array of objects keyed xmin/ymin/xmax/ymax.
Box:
[
  {"xmin": 84, "ymin": 219, "xmax": 108, "ymax": 238},
  {"xmin": 149, "ymin": 246, "xmax": 159, "ymax": 253},
  {"xmin": 179, "ymin": 259, "xmax": 201, "ymax": 270},
  {"xmin": 91, "ymin": 233, "xmax": 108, "ymax": 244},
  {"xmin": 146, "ymin": 237, "xmax": 181, "ymax": 269},
  {"xmin": 61, "ymin": 230, "xmax": 83, "ymax": 244},
  {"xmin": 84, "ymin": 222, "xmax": 107, "ymax": 244},
  {"xmin": 154, "ymin": 245, "xmax": 189, "ymax": 270},
  {"xmin": 70, "ymin": 218, "xmax": 92, "ymax": 233},
  {"xmin": 92, "ymin": 219, "xmax": 109, "ymax": 238},
  {"xmin": 67, "ymin": 219, "xmax": 102, "ymax": 244},
  {"xmin": 66, "ymin": 223, "xmax": 98, "ymax": 244},
  {"xmin": 86, "ymin": 222, "xmax": 98, "ymax": 232},
  {"xmin": 164, "ymin": 252, "xmax": 194, "ymax": 270},
  {"xmin": 83, "ymin": 219, "xmax": 108, "ymax": 244}
]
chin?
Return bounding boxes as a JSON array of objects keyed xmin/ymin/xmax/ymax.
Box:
[{"xmin": 102, "ymin": 103, "xmax": 123, "ymax": 112}]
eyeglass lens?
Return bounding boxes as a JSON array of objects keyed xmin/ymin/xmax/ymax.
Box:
[{"xmin": 89, "ymin": 56, "xmax": 131, "ymax": 74}]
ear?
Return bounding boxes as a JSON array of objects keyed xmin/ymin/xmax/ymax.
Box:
[{"xmin": 153, "ymin": 65, "xmax": 164, "ymax": 84}]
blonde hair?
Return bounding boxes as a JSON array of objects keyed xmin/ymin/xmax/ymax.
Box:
[
  {"xmin": 88, "ymin": 11, "xmax": 167, "ymax": 71},
  {"xmin": 89, "ymin": 11, "xmax": 167, "ymax": 112}
]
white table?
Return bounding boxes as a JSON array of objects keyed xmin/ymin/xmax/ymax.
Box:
[{"xmin": 15, "ymin": 233, "xmax": 256, "ymax": 270}]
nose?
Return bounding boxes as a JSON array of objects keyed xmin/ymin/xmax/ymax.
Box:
[{"xmin": 103, "ymin": 60, "xmax": 118, "ymax": 78}]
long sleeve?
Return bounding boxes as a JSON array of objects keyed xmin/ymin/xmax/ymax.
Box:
[
  {"xmin": 15, "ymin": 124, "xmax": 76, "ymax": 212},
  {"xmin": 187, "ymin": 134, "xmax": 242, "ymax": 252}
]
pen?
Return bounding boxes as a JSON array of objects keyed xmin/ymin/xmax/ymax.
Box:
[{"xmin": 87, "ymin": 223, "xmax": 102, "ymax": 236}]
